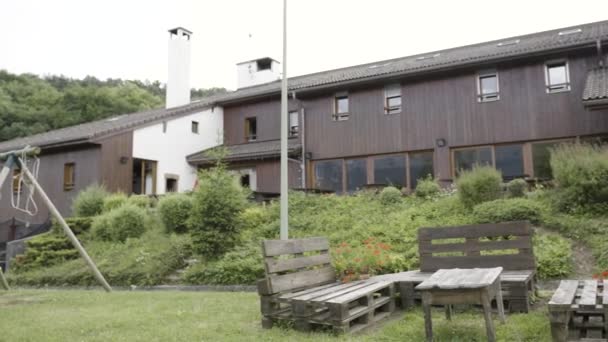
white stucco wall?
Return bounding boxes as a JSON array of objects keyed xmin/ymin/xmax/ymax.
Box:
[
  {"xmin": 237, "ymin": 59, "xmax": 281, "ymax": 88},
  {"xmin": 132, "ymin": 107, "xmax": 223, "ymax": 194}
]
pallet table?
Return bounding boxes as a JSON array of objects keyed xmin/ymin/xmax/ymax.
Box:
[
  {"xmin": 548, "ymin": 280, "xmax": 607, "ymax": 342},
  {"xmin": 415, "ymin": 267, "xmax": 506, "ymax": 342}
]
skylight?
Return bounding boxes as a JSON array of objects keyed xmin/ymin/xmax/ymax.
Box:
[
  {"xmin": 558, "ymin": 28, "xmax": 582, "ymax": 36},
  {"xmin": 416, "ymin": 53, "xmax": 441, "ymax": 61},
  {"xmin": 496, "ymin": 39, "xmax": 520, "ymax": 47}
]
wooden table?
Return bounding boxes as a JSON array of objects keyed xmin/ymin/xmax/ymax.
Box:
[
  {"xmin": 415, "ymin": 267, "xmax": 506, "ymax": 342},
  {"xmin": 548, "ymin": 280, "xmax": 607, "ymax": 341}
]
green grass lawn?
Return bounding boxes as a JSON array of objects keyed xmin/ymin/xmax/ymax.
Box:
[{"xmin": 0, "ymin": 289, "xmax": 551, "ymax": 341}]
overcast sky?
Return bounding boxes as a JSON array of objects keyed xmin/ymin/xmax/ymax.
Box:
[{"xmin": 0, "ymin": 0, "xmax": 606, "ymax": 90}]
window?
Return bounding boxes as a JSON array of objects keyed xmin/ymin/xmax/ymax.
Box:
[
  {"xmin": 165, "ymin": 175, "xmax": 178, "ymax": 193},
  {"xmin": 477, "ymin": 71, "xmax": 499, "ymax": 102},
  {"xmin": 162, "ymin": 121, "xmax": 167, "ymax": 133},
  {"xmin": 245, "ymin": 117, "xmax": 257, "ymax": 142},
  {"xmin": 314, "ymin": 160, "xmax": 343, "ymax": 194},
  {"xmin": 256, "ymin": 58, "xmax": 272, "ymax": 71},
  {"xmin": 132, "ymin": 159, "xmax": 157, "ymax": 195},
  {"xmin": 63, "ymin": 163, "xmax": 75, "ymax": 191},
  {"xmin": 346, "ymin": 159, "xmax": 367, "ymax": 193},
  {"xmin": 384, "ymin": 84, "xmax": 402, "ymax": 114},
  {"xmin": 495, "ymin": 144, "xmax": 524, "ymax": 179},
  {"xmin": 374, "ymin": 156, "xmax": 406, "ymax": 188},
  {"xmin": 289, "ymin": 111, "xmax": 299, "ymax": 137},
  {"xmin": 545, "ymin": 61, "xmax": 570, "ymax": 93},
  {"xmin": 532, "ymin": 142, "xmax": 559, "ymax": 180},
  {"xmin": 12, "ymin": 168, "xmax": 21, "ymax": 194},
  {"xmin": 453, "ymin": 147, "xmax": 492, "ymax": 175},
  {"xmin": 409, "ymin": 151, "xmax": 434, "ymax": 188},
  {"xmin": 191, "ymin": 121, "xmax": 199, "ymax": 134},
  {"xmin": 333, "ymin": 93, "xmax": 349, "ymax": 121}
]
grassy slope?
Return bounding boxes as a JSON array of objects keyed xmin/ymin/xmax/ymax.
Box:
[{"xmin": 0, "ymin": 289, "xmax": 550, "ymax": 342}]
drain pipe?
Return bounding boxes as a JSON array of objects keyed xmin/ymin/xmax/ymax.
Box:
[
  {"xmin": 290, "ymin": 91, "xmax": 306, "ymax": 189},
  {"xmin": 597, "ymin": 39, "xmax": 604, "ymax": 67}
]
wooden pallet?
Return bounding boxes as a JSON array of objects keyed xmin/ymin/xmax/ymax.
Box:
[{"xmin": 548, "ymin": 280, "xmax": 607, "ymax": 342}]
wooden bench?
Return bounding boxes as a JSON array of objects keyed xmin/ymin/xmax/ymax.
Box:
[
  {"xmin": 257, "ymin": 237, "xmax": 395, "ymax": 333},
  {"xmin": 379, "ymin": 221, "xmax": 536, "ymax": 313},
  {"xmin": 549, "ymin": 280, "xmax": 607, "ymax": 341}
]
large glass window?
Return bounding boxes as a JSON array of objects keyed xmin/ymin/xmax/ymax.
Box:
[
  {"xmin": 346, "ymin": 159, "xmax": 367, "ymax": 193},
  {"xmin": 453, "ymin": 147, "xmax": 492, "ymax": 175},
  {"xmin": 409, "ymin": 151, "xmax": 434, "ymax": 188},
  {"xmin": 495, "ymin": 144, "xmax": 524, "ymax": 179},
  {"xmin": 532, "ymin": 142, "xmax": 558, "ymax": 179},
  {"xmin": 374, "ymin": 156, "xmax": 406, "ymax": 188},
  {"xmin": 315, "ymin": 160, "xmax": 343, "ymax": 193}
]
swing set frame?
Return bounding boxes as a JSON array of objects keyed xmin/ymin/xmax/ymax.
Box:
[{"xmin": 0, "ymin": 146, "xmax": 112, "ymax": 292}]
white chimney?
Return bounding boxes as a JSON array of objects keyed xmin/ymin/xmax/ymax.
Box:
[
  {"xmin": 166, "ymin": 27, "xmax": 192, "ymax": 108},
  {"xmin": 237, "ymin": 57, "xmax": 281, "ymax": 89}
]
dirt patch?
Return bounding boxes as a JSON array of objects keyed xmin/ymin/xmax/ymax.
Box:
[{"xmin": 0, "ymin": 296, "xmax": 43, "ymax": 307}]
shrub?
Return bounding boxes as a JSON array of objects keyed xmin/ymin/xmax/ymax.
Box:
[
  {"xmin": 127, "ymin": 195, "xmax": 155, "ymax": 209},
  {"xmin": 51, "ymin": 217, "xmax": 93, "ymax": 235},
  {"xmin": 506, "ymin": 178, "xmax": 527, "ymax": 198},
  {"xmin": 102, "ymin": 193, "xmax": 128, "ymax": 212},
  {"xmin": 473, "ymin": 198, "xmax": 544, "ymax": 225},
  {"xmin": 534, "ymin": 232, "xmax": 573, "ymax": 279},
  {"xmin": 415, "ymin": 176, "xmax": 441, "ymax": 198},
  {"xmin": 332, "ymin": 238, "xmax": 395, "ymax": 282},
  {"xmin": 10, "ymin": 233, "xmax": 79, "ymax": 273},
  {"xmin": 187, "ymin": 165, "xmax": 248, "ymax": 259},
  {"xmin": 71, "ymin": 184, "xmax": 108, "ymax": 217},
  {"xmin": 91, "ymin": 204, "xmax": 147, "ymax": 242},
  {"xmin": 550, "ymin": 143, "xmax": 608, "ymax": 213},
  {"xmin": 158, "ymin": 194, "xmax": 193, "ymax": 234},
  {"xmin": 379, "ymin": 186, "xmax": 402, "ymax": 205},
  {"xmin": 182, "ymin": 245, "xmax": 263, "ymax": 285},
  {"xmin": 456, "ymin": 166, "xmax": 502, "ymax": 208}
]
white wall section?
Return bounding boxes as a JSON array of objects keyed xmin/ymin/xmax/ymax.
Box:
[{"xmin": 167, "ymin": 27, "xmax": 192, "ymax": 108}]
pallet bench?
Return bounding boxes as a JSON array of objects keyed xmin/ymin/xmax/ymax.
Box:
[
  {"xmin": 375, "ymin": 221, "xmax": 537, "ymax": 313},
  {"xmin": 257, "ymin": 237, "xmax": 396, "ymax": 333},
  {"xmin": 549, "ymin": 280, "xmax": 607, "ymax": 342}
]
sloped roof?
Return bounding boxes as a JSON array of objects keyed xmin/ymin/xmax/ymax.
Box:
[
  {"xmin": 583, "ymin": 67, "xmax": 608, "ymax": 106},
  {"xmin": 187, "ymin": 139, "xmax": 301, "ymax": 165}
]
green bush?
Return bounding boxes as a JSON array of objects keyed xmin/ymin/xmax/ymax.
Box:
[
  {"xmin": 71, "ymin": 184, "xmax": 108, "ymax": 217},
  {"xmin": 506, "ymin": 178, "xmax": 527, "ymax": 198},
  {"xmin": 379, "ymin": 186, "xmax": 402, "ymax": 205},
  {"xmin": 550, "ymin": 143, "xmax": 608, "ymax": 213},
  {"xmin": 187, "ymin": 165, "xmax": 248, "ymax": 259},
  {"xmin": 51, "ymin": 217, "xmax": 93, "ymax": 235},
  {"xmin": 102, "ymin": 193, "xmax": 128, "ymax": 212},
  {"xmin": 158, "ymin": 194, "xmax": 193, "ymax": 234},
  {"xmin": 91, "ymin": 204, "xmax": 147, "ymax": 242},
  {"xmin": 183, "ymin": 245, "xmax": 263, "ymax": 285},
  {"xmin": 127, "ymin": 195, "xmax": 155, "ymax": 209},
  {"xmin": 456, "ymin": 166, "xmax": 503, "ymax": 209},
  {"xmin": 10, "ymin": 233, "xmax": 79, "ymax": 273},
  {"xmin": 415, "ymin": 176, "xmax": 441, "ymax": 198},
  {"xmin": 473, "ymin": 198, "xmax": 544, "ymax": 225},
  {"xmin": 534, "ymin": 231, "xmax": 573, "ymax": 279}
]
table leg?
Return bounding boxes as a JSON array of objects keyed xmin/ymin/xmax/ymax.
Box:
[
  {"xmin": 495, "ymin": 282, "xmax": 506, "ymax": 324},
  {"xmin": 445, "ymin": 305, "xmax": 453, "ymax": 321},
  {"xmin": 422, "ymin": 292, "xmax": 433, "ymax": 342},
  {"xmin": 481, "ymin": 289, "xmax": 496, "ymax": 342}
]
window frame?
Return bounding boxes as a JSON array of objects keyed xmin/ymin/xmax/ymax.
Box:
[
  {"xmin": 289, "ymin": 110, "xmax": 299, "ymax": 137},
  {"xmin": 191, "ymin": 121, "xmax": 199, "ymax": 134},
  {"xmin": 63, "ymin": 162, "xmax": 75, "ymax": 191},
  {"xmin": 244, "ymin": 117, "xmax": 258, "ymax": 142},
  {"xmin": 333, "ymin": 92, "xmax": 349, "ymax": 121},
  {"xmin": 476, "ymin": 70, "xmax": 500, "ymax": 102},
  {"xmin": 451, "ymin": 144, "xmax": 526, "ymax": 179},
  {"xmin": 384, "ymin": 84, "xmax": 402, "ymax": 114},
  {"xmin": 544, "ymin": 59, "xmax": 571, "ymax": 93}
]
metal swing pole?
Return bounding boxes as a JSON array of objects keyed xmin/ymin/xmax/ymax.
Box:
[{"xmin": 0, "ymin": 147, "xmax": 112, "ymax": 292}]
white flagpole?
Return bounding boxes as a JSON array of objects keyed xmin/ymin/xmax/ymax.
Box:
[{"xmin": 279, "ymin": 0, "xmax": 289, "ymax": 240}]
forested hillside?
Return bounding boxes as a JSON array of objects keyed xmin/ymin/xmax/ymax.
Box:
[{"xmin": 0, "ymin": 70, "xmax": 226, "ymax": 142}]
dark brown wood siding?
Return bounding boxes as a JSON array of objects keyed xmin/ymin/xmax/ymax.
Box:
[
  {"xmin": 96, "ymin": 131, "xmax": 133, "ymax": 192},
  {"xmin": 303, "ymin": 51, "xmax": 608, "ymax": 180},
  {"xmin": 0, "ymin": 145, "xmax": 101, "ymax": 224},
  {"xmin": 255, "ymin": 160, "xmax": 302, "ymax": 193}
]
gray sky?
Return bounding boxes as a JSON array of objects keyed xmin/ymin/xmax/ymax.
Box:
[{"xmin": 1, "ymin": 0, "xmax": 606, "ymax": 90}]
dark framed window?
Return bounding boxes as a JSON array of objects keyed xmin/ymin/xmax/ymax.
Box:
[
  {"xmin": 409, "ymin": 151, "xmax": 434, "ymax": 189},
  {"xmin": 333, "ymin": 93, "xmax": 349, "ymax": 121},
  {"xmin": 384, "ymin": 84, "xmax": 402, "ymax": 114},
  {"xmin": 256, "ymin": 58, "xmax": 272, "ymax": 71},
  {"xmin": 477, "ymin": 72, "xmax": 499, "ymax": 102},
  {"xmin": 495, "ymin": 144, "xmax": 524, "ymax": 179},
  {"xmin": 374, "ymin": 156, "xmax": 406, "ymax": 188},
  {"xmin": 289, "ymin": 111, "xmax": 299, "ymax": 137},
  {"xmin": 63, "ymin": 163, "xmax": 75, "ymax": 191},
  {"xmin": 165, "ymin": 177, "xmax": 178, "ymax": 193},
  {"xmin": 346, "ymin": 159, "xmax": 367, "ymax": 193},
  {"xmin": 314, "ymin": 160, "xmax": 343, "ymax": 194},
  {"xmin": 453, "ymin": 147, "xmax": 492, "ymax": 175},
  {"xmin": 245, "ymin": 117, "xmax": 257, "ymax": 142},
  {"xmin": 545, "ymin": 61, "xmax": 570, "ymax": 93},
  {"xmin": 191, "ymin": 121, "xmax": 199, "ymax": 134}
]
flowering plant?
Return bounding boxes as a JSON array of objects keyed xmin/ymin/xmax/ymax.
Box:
[
  {"xmin": 592, "ymin": 270, "xmax": 608, "ymax": 281},
  {"xmin": 332, "ymin": 238, "xmax": 392, "ymax": 282}
]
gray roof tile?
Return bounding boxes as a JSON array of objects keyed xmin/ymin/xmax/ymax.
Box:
[
  {"xmin": 583, "ymin": 67, "xmax": 608, "ymax": 101},
  {"xmin": 187, "ymin": 139, "xmax": 301, "ymax": 164}
]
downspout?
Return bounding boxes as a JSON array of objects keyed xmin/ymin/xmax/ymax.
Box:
[
  {"xmin": 597, "ymin": 39, "xmax": 604, "ymax": 67},
  {"xmin": 300, "ymin": 107, "xmax": 306, "ymax": 189}
]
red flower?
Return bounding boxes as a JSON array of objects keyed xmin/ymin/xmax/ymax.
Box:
[
  {"xmin": 593, "ymin": 274, "xmax": 599, "ymax": 279},
  {"xmin": 601, "ymin": 271, "xmax": 608, "ymax": 278},
  {"xmin": 373, "ymin": 249, "xmax": 381, "ymax": 256}
]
